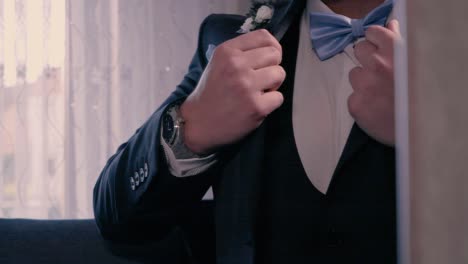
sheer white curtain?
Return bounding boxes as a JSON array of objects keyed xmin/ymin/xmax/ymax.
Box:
[{"xmin": 0, "ymin": 0, "xmax": 248, "ymax": 219}]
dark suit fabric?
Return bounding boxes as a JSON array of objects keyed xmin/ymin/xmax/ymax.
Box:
[
  {"xmin": 93, "ymin": 3, "xmax": 396, "ymax": 263},
  {"xmin": 255, "ymin": 14, "xmax": 396, "ymax": 264}
]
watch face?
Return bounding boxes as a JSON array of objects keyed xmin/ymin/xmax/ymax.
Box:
[{"xmin": 162, "ymin": 114, "xmax": 175, "ymax": 144}]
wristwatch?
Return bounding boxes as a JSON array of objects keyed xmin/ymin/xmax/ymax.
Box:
[
  {"xmin": 162, "ymin": 101, "xmax": 185, "ymax": 146},
  {"xmin": 162, "ymin": 101, "xmax": 202, "ymax": 159}
]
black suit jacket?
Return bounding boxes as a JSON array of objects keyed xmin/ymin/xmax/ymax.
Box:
[{"xmin": 93, "ymin": 1, "xmax": 396, "ymax": 263}]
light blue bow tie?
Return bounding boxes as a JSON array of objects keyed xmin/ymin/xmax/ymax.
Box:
[{"xmin": 309, "ymin": 0, "xmax": 393, "ymax": 61}]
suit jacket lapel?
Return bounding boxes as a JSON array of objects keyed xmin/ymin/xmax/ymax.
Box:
[
  {"xmin": 214, "ymin": 127, "xmax": 266, "ymax": 264},
  {"xmin": 214, "ymin": 3, "xmax": 306, "ymax": 263},
  {"xmin": 267, "ymin": 0, "xmax": 307, "ymax": 41}
]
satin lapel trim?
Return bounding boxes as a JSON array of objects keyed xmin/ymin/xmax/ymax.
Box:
[{"xmin": 267, "ymin": 0, "xmax": 306, "ymax": 40}]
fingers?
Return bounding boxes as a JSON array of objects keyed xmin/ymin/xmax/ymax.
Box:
[
  {"xmin": 253, "ymin": 65, "xmax": 286, "ymax": 91},
  {"xmin": 365, "ymin": 19, "xmax": 401, "ymax": 53},
  {"xmin": 213, "ymin": 29, "xmax": 285, "ymax": 98},
  {"xmin": 244, "ymin": 46, "xmax": 282, "ymax": 69},
  {"xmin": 387, "ymin": 19, "xmax": 401, "ymax": 36},
  {"xmin": 255, "ymin": 91, "xmax": 284, "ymax": 118},
  {"xmin": 358, "ymin": 21, "xmax": 398, "ymax": 74},
  {"xmin": 216, "ymin": 29, "xmax": 283, "ymax": 71},
  {"xmin": 347, "ymin": 92, "xmax": 368, "ymax": 120},
  {"xmin": 365, "ymin": 25, "xmax": 395, "ymax": 52},
  {"xmin": 348, "ymin": 67, "xmax": 375, "ymax": 93},
  {"xmin": 354, "ymin": 40, "xmax": 378, "ymax": 68},
  {"xmin": 354, "ymin": 42, "xmax": 389, "ymax": 73},
  {"xmin": 225, "ymin": 29, "xmax": 282, "ymax": 53},
  {"xmin": 349, "ymin": 67, "xmax": 365, "ymax": 91}
]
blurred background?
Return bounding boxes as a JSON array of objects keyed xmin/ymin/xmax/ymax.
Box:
[{"xmin": 0, "ymin": 0, "xmax": 249, "ymax": 219}]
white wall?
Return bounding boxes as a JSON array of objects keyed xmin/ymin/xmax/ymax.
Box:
[{"xmin": 396, "ymin": 0, "xmax": 468, "ymax": 263}]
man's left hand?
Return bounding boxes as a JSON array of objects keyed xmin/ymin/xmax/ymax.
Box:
[{"xmin": 348, "ymin": 19, "xmax": 401, "ymax": 146}]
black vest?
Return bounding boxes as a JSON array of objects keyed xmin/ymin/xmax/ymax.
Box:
[{"xmin": 255, "ymin": 14, "xmax": 397, "ymax": 264}]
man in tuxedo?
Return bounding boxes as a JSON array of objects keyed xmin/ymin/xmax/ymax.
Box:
[{"xmin": 94, "ymin": 0, "xmax": 400, "ymax": 263}]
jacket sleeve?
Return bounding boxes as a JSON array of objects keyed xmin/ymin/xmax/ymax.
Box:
[{"xmin": 93, "ymin": 15, "xmax": 218, "ymax": 242}]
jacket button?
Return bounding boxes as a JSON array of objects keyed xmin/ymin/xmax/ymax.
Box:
[
  {"xmin": 139, "ymin": 168, "xmax": 145, "ymax": 182},
  {"xmin": 144, "ymin": 163, "xmax": 149, "ymax": 178},
  {"xmin": 130, "ymin": 177, "xmax": 135, "ymax": 191},
  {"xmin": 134, "ymin": 172, "xmax": 140, "ymax": 186}
]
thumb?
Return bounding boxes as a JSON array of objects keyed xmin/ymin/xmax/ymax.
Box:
[{"xmin": 387, "ymin": 19, "xmax": 401, "ymax": 37}]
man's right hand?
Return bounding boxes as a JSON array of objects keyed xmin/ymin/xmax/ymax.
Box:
[{"xmin": 180, "ymin": 29, "xmax": 286, "ymax": 155}]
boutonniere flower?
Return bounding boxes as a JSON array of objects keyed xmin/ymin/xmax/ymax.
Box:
[{"xmin": 238, "ymin": 1, "xmax": 275, "ymax": 33}]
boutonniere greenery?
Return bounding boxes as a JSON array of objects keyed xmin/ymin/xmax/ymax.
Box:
[{"xmin": 238, "ymin": 0, "xmax": 275, "ymax": 33}]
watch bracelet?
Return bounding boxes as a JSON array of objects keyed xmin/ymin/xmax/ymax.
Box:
[{"xmin": 167, "ymin": 101, "xmax": 205, "ymax": 159}]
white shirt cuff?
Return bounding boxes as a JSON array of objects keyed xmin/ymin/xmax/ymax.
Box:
[{"xmin": 160, "ymin": 131, "xmax": 218, "ymax": 177}]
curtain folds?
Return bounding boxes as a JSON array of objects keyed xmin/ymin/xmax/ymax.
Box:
[{"xmin": 0, "ymin": 0, "xmax": 248, "ymax": 219}]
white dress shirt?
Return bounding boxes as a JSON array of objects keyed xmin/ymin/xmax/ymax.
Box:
[
  {"xmin": 161, "ymin": 0, "xmax": 393, "ymax": 195},
  {"xmin": 292, "ymin": 0, "xmax": 356, "ymax": 194}
]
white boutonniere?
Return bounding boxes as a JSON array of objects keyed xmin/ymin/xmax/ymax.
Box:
[{"xmin": 238, "ymin": 1, "xmax": 275, "ymax": 33}]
